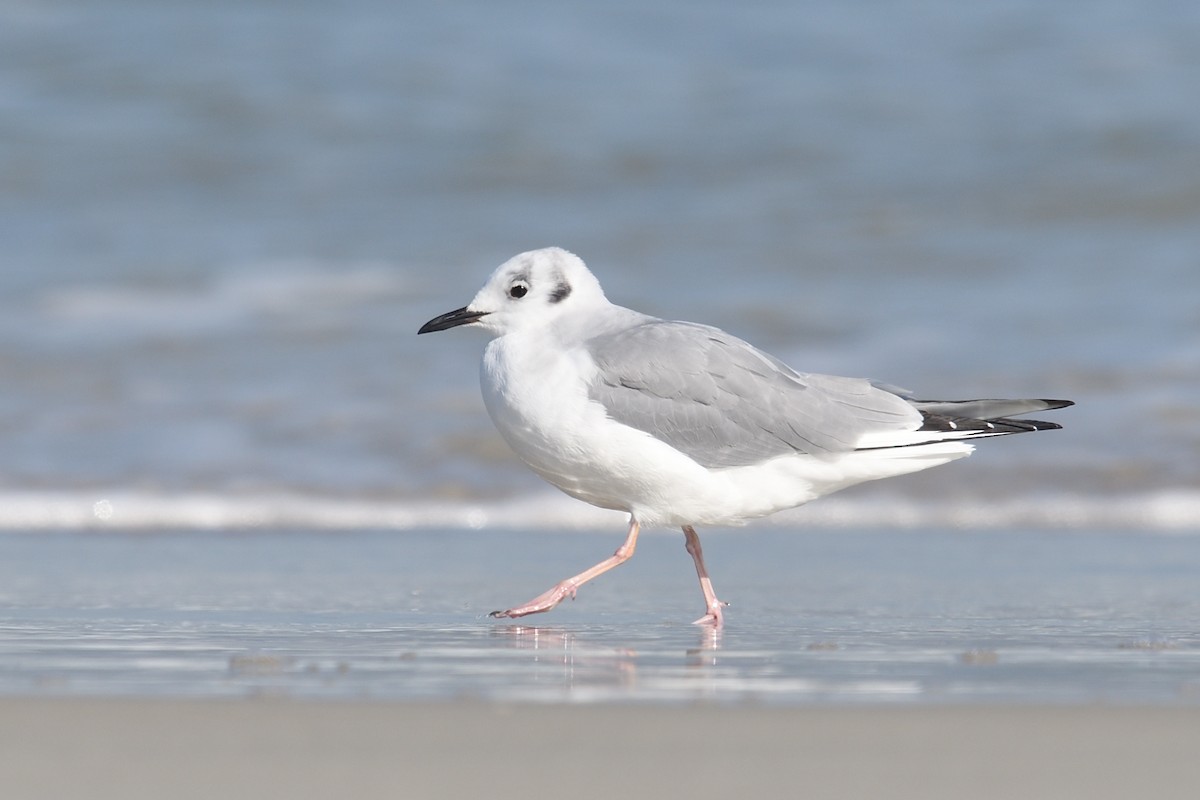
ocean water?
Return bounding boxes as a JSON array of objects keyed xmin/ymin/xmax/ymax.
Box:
[
  {"xmin": 0, "ymin": 2, "xmax": 1198, "ymax": 701},
  {"xmin": 1, "ymin": 0, "xmax": 1197, "ymax": 530}
]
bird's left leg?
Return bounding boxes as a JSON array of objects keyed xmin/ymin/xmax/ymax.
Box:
[
  {"xmin": 682, "ymin": 525, "xmax": 727, "ymax": 627},
  {"xmin": 489, "ymin": 517, "xmax": 641, "ymax": 620}
]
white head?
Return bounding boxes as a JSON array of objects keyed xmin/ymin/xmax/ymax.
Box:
[{"xmin": 418, "ymin": 247, "xmax": 607, "ymax": 337}]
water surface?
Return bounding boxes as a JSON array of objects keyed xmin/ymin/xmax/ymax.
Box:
[{"xmin": 3, "ymin": 528, "xmax": 1196, "ymax": 704}]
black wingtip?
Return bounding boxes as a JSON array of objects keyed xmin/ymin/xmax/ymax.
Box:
[
  {"xmin": 1017, "ymin": 418, "xmax": 1063, "ymax": 432},
  {"xmin": 918, "ymin": 414, "xmax": 1063, "ymax": 435}
]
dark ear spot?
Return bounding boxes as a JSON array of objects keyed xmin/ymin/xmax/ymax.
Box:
[{"xmin": 549, "ymin": 280, "xmax": 572, "ymax": 303}]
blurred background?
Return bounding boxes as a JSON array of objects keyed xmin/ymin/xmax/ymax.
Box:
[{"xmin": 1, "ymin": 0, "xmax": 1197, "ymax": 530}]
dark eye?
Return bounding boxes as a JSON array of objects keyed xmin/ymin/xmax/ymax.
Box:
[{"xmin": 509, "ymin": 282, "xmax": 529, "ymax": 299}]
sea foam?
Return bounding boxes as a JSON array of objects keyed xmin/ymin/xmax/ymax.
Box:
[{"xmin": 1, "ymin": 489, "xmax": 1196, "ymax": 533}]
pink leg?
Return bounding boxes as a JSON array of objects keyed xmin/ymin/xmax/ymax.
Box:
[
  {"xmin": 489, "ymin": 517, "xmax": 641, "ymax": 620},
  {"xmin": 683, "ymin": 525, "xmax": 727, "ymax": 627}
]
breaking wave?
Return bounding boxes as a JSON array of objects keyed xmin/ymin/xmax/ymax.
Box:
[{"xmin": 1, "ymin": 489, "xmax": 1197, "ymax": 533}]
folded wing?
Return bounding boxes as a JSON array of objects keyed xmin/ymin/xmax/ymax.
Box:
[{"xmin": 585, "ymin": 320, "xmax": 921, "ymax": 468}]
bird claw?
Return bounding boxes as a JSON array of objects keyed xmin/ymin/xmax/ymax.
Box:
[{"xmin": 488, "ymin": 580, "xmax": 578, "ymax": 620}]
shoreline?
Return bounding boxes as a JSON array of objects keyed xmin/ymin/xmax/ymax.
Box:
[
  {"xmin": 3, "ymin": 697, "xmax": 1199, "ymax": 799},
  {"xmin": 1, "ymin": 488, "xmax": 1198, "ymax": 533}
]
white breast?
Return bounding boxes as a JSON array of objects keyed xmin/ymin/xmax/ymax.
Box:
[
  {"xmin": 480, "ymin": 332, "xmax": 711, "ymax": 517},
  {"xmin": 481, "ymin": 333, "xmax": 609, "ymax": 502}
]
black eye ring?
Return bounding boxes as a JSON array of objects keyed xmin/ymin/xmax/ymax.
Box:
[{"xmin": 509, "ymin": 283, "xmax": 528, "ymax": 299}]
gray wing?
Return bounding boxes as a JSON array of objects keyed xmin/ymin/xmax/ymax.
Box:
[{"xmin": 585, "ymin": 320, "xmax": 920, "ymax": 468}]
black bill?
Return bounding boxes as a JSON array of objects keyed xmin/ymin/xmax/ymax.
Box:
[{"xmin": 417, "ymin": 306, "xmax": 489, "ymax": 334}]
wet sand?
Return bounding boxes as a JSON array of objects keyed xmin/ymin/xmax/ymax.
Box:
[{"xmin": 3, "ymin": 698, "xmax": 1198, "ymax": 800}]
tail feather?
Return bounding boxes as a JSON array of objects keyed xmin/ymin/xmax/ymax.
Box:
[
  {"xmin": 915, "ymin": 398, "xmax": 1073, "ymax": 436},
  {"xmin": 854, "ymin": 397, "xmax": 1073, "ymax": 451}
]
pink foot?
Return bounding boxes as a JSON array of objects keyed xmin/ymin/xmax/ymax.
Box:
[
  {"xmin": 692, "ymin": 599, "xmax": 728, "ymax": 628},
  {"xmin": 488, "ymin": 580, "xmax": 578, "ymax": 619},
  {"xmin": 488, "ymin": 518, "xmax": 642, "ymax": 621}
]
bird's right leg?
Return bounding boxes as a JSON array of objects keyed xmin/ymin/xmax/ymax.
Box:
[
  {"xmin": 683, "ymin": 525, "xmax": 727, "ymax": 628},
  {"xmin": 489, "ymin": 517, "xmax": 641, "ymax": 619}
]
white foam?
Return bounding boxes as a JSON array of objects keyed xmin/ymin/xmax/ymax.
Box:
[
  {"xmin": 0, "ymin": 490, "xmax": 617, "ymax": 532},
  {"xmin": 770, "ymin": 489, "xmax": 1200, "ymax": 532},
  {"xmin": 0, "ymin": 489, "xmax": 1197, "ymax": 533}
]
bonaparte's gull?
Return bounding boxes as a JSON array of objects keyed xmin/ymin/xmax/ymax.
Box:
[{"xmin": 418, "ymin": 247, "xmax": 1072, "ymax": 626}]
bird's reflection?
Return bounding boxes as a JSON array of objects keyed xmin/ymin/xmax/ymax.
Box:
[
  {"xmin": 490, "ymin": 625, "xmax": 638, "ymax": 691},
  {"xmin": 686, "ymin": 624, "xmax": 722, "ymax": 667},
  {"xmin": 490, "ymin": 624, "xmax": 577, "ymax": 651},
  {"xmin": 490, "ymin": 622, "xmax": 724, "ymax": 687}
]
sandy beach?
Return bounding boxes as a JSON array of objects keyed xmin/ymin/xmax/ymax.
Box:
[{"xmin": 2, "ymin": 698, "xmax": 1198, "ymax": 800}]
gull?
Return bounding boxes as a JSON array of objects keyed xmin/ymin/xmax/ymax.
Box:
[{"xmin": 418, "ymin": 247, "xmax": 1071, "ymax": 627}]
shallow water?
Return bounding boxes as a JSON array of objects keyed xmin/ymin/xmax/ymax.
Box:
[{"xmin": 2, "ymin": 528, "xmax": 1196, "ymax": 704}]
